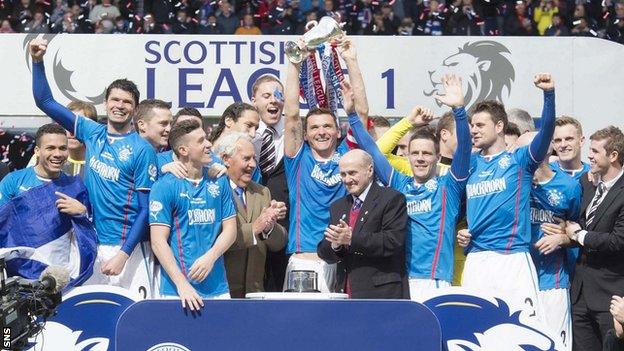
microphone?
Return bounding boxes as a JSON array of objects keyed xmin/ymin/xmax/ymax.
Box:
[{"xmin": 38, "ymin": 265, "xmax": 70, "ymax": 294}]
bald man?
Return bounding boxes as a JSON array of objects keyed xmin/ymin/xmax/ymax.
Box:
[{"xmin": 317, "ymin": 149, "xmax": 409, "ymax": 299}]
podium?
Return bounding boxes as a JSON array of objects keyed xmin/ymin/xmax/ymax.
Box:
[{"xmin": 116, "ymin": 299, "xmax": 442, "ymax": 351}]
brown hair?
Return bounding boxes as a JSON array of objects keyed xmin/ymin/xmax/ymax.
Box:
[
  {"xmin": 555, "ymin": 115, "xmax": 583, "ymax": 136},
  {"xmin": 133, "ymin": 99, "xmax": 171, "ymax": 125},
  {"xmin": 251, "ymin": 74, "xmax": 283, "ymax": 97},
  {"xmin": 470, "ymin": 100, "xmax": 508, "ymax": 130},
  {"xmin": 590, "ymin": 126, "xmax": 624, "ymax": 166},
  {"xmin": 67, "ymin": 101, "xmax": 97, "ymax": 121}
]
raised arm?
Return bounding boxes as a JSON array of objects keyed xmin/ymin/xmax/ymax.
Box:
[
  {"xmin": 336, "ymin": 37, "xmax": 368, "ymax": 126},
  {"xmin": 283, "ymin": 58, "xmax": 304, "ymax": 158},
  {"xmin": 529, "ymin": 73, "xmax": 556, "ymax": 163},
  {"xmin": 30, "ymin": 39, "xmax": 76, "ymax": 132},
  {"xmin": 434, "ymin": 74, "xmax": 471, "ymax": 180},
  {"xmin": 341, "ymin": 81, "xmax": 393, "ymax": 185}
]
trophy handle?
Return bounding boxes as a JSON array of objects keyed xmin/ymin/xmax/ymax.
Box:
[{"xmin": 305, "ymin": 20, "xmax": 318, "ymax": 31}]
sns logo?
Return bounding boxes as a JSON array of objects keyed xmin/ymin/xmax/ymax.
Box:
[
  {"xmin": 150, "ymin": 201, "xmax": 163, "ymax": 220},
  {"xmin": 29, "ymin": 285, "xmax": 137, "ymax": 351},
  {"xmin": 424, "ymin": 294, "xmax": 558, "ymax": 351}
]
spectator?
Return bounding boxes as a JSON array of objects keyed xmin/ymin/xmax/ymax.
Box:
[
  {"xmin": 235, "ymin": 13, "xmax": 262, "ymax": 34},
  {"xmin": 503, "ymin": 0, "xmax": 536, "ymax": 35},
  {"xmin": 445, "ymin": 0, "xmax": 482, "ymax": 35},
  {"xmin": 296, "ymin": 10, "xmax": 317, "ymax": 34},
  {"xmin": 364, "ymin": 10, "xmax": 392, "ymax": 34},
  {"xmin": 199, "ymin": 14, "xmax": 224, "ymax": 34},
  {"xmin": 414, "ymin": 0, "xmax": 447, "ymax": 36},
  {"xmin": 398, "ymin": 17, "xmax": 415, "ymax": 35},
  {"xmin": 544, "ymin": 13, "xmax": 570, "ymax": 36},
  {"xmin": 217, "ymin": 1, "xmax": 239, "ymax": 34},
  {"xmin": 88, "ymin": 0, "xmax": 121, "ymax": 23},
  {"xmin": 381, "ymin": 3, "xmax": 401, "ymax": 33},
  {"xmin": 94, "ymin": 18, "xmax": 114, "ymax": 33},
  {"xmin": 24, "ymin": 10, "xmax": 49, "ymax": 33},
  {"xmin": 571, "ymin": 16, "xmax": 594, "ymax": 36},
  {"xmin": 534, "ymin": 0, "xmax": 558, "ymax": 35},
  {"xmin": 50, "ymin": 0, "xmax": 67, "ymax": 26},
  {"xmin": 142, "ymin": 13, "xmax": 164, "ymax": 34},
  {"xmin": 0, "ymin": 19, "xmax": 15, "ymax": 33},
  {"xmin": 112, "ymin": 16, "xmax": 128, "ymax": 33},
  {"xmin": 268, "ymin": 0, "xmax": 298, "ymax": 34},
  {"xmin": 172, "ymin": 9, "xmax": 196, "ymax": 34},
  {"xmin": 606, "ymin": 2, "xmax": 624, "ymax": 43}
]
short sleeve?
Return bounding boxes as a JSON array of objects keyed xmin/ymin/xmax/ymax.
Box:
[
  {"xmin": 135, "ymin": 145, "xmax": 158, "ymax": 191},
  {"xmin": 149, "ymin": 179, "xmax": 173, "ymax": 227}
]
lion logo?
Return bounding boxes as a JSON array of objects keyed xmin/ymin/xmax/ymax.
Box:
[
  {"xmin": 424, "ymin": 294, "xmax": 558, "ymax": 351},
  {"xmin": 424, "ymin": 41, "xmax": 515, "ymax": 109}
]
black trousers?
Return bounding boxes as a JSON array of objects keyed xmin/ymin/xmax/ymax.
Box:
[{"xmin": 573, "ymin": 288, "xmax": 615, "ymax": 351}]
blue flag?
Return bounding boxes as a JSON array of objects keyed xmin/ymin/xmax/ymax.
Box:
[{"xmin": 0, "ymin": 175, "xmax": 97, "ymax": 291}]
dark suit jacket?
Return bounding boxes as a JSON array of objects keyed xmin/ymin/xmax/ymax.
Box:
[
  {"xmin": 224, "ymin": 181, "xmax": 286, "ymax": 298},
  {"xmin": 262, "ymin": 158, "xmax": 290, "ymax": 231},
  {"xmin": 317, "ymin": 182, "xmax": 409, "ymax": 299},
  {"xmin": 571, "ymin": 172, "xmax": 624, "ymax": 311}
]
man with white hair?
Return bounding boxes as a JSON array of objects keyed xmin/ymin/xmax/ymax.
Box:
[
  {"xmin": 507, "ymin": 108, "xmax": 536, "ymax": 135},
  {"xmin": 213, "ymin": 133, "xmax": 287, "ymax": 298}
]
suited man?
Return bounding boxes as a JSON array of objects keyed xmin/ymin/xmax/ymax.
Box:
[
  {"xmin": 251, "ymin": 75, "xmax": 290, "ymax": 292},
  {"xmin": 564, "ymin": 126, "xmax": 624, "ymax": 351},
  {"xmin": 214, "ymin": 132, "xmax": 287, "ymax": 298},
  {"xmin": 318, "ymin": 149, "xmax": 409, "ymax": 299}
]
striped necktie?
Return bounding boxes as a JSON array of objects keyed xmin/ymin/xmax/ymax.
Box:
[
  {"xmin": 586, "ymin": 182, "xmax": 606, "ymax": 227},
  {"xmin": 259, "ymin": 127, "xmax": 276, "ymax": 174}
]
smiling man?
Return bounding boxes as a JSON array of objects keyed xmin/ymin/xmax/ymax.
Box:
[
  {"xmin": 551, "ymin": 116, "xmax": 590, "ymax": 180},
  {"xmin": 134, "ymin": 99, "xmax": 173, "ymax": 152},
  {"xmin": 317, "ymin": 149, "xmax": 408, "ymax": 299},
  {"xmin": 213, "ymin": 132, "xmax": 286, "ymax": 297},
  {"xmin": 345, "ymin": 75, "xmax": 471, "ymax": 301},
  {"xmin": 281, "ymin": 37, "xmax": 370, "ymax": 292},
  {"xmin": 150, "ymin": 119, "xmax": 237, "ymax": 310},
  {"xmin": 30, "ymin": 38, "xmax": 158, "ymax": 299},
  {"xmin": 0, "ymin": 123, "xmax": 88, "ymax": 217}
]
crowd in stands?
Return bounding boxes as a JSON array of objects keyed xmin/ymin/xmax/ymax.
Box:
[{"xmin": 0, "ymin": 0, "xmax": 623, "ymax": 43}]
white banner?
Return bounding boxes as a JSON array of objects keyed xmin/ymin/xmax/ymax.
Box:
[{"xmin": 1, "ymin": 34, "xmax": 622, "ymax": 138}]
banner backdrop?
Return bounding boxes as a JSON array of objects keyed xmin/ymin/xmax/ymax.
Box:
[{"xmin": 2, "ymin": 35, "xmax": 623, "ymax": 125}]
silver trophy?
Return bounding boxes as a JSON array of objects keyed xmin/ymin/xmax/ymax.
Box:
[{"xmin": 285, "ymin": 16, "xmax": 345, "ymax": 64}]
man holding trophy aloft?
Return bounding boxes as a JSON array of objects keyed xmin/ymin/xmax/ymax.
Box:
[{"xmin": 281, "ymin": 18, "xmax": 370, "ymax": 293}]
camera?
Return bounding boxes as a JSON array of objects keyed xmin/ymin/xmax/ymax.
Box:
[{"xmin": 0, "ymin": 259, "xmax": 65, "ymax": 350}]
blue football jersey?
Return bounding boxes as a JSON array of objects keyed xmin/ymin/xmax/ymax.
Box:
[
  {"xmin": 466, "ymin": 146, "xmax": 539, "ymax": 253},
  {"xmin": 530, "ymin": 171, "xmax": 581, "ymax": 290},
  {"xmin": 284, "ymin": 140, "xmax": 348, "ymax": 254},
  {"xmin": 157, "ymin": 150, "xmax": 262, "ymax": 183},
  {"xmin": 75, "ymin": 117, "xmax": 158, "ymax": 246},
  {"xmin": 550, "ymin": 161, "xmax": 591, "ymax": 181},
  {"xmin": 149, "ymin": 171, "xmax": 235, "ymax": 298},
  {"xmin": 390, "ymin": 171, "xmax": 466, "ymax": 282},
  {"xmin": 0, "ymin": 167, "xmax": 68, "ymax": 206},
  {"xmin": 157, "ymin": 150, "xmax": 175, "ymax": 173}
]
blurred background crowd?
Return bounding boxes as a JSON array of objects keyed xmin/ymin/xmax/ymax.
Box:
[{"xmin": 0, "ymin": 0, "xmax": 622, "ymax": 43}]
